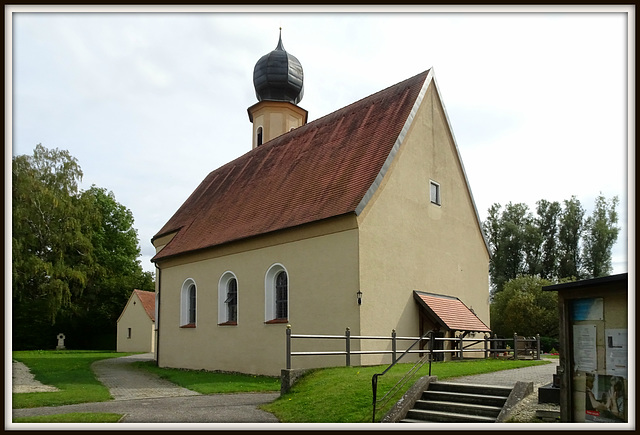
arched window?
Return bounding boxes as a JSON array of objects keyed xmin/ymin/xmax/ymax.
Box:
[
  {"xmin": 275, "ymin": 271, "xmax": 288, "ymax": 320},
  {"xmin": 226, "ymin": 278, "xmax": 238, "ymax": 322},
  {"xmin": 265, "ymin": 264, "xmax": 289, "ymax": 323},
  {"xmin": 257, "ymin": 126, "xmax": 263, "ymax": 147},
  {"xmin": 180, "ymin": 279, "xmax": 197, "ymax": 327},
  {"xmin": 218, "ymin": 272, "xmax": 238, "ymax": 325}
]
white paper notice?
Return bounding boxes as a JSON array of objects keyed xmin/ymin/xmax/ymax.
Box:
[
  {"xmin": 605, "ymin": 329, "xmax": 627, "ymax": 377},
  {"xmin": 573, "ymin": 324, "xmax": 597, "ymax": 373}
]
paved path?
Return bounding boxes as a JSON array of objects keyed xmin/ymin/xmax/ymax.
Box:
[
  {"xmin": 446, "ymin": 358, "xmax": 559, "ymax": 388},
  {"xmin": 91, "ymin": 353, "xmax": 200, "ymax": 400},
  {"xmin": 12, "ymin": 353, "xmax": 279, "ymax": 423},
  {"xmin": 12, "ymin": 355, "xmax": 558, "ymax": 423}
]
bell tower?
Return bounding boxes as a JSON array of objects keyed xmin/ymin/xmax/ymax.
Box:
[{"xmin": 248, "ymin": 29, "xmax": 307, "ymax": 149}]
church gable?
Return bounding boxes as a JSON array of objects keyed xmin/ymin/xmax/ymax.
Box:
[{"xmin": 152, "ymin": 70, "xmax": 431, "ymax": 262}]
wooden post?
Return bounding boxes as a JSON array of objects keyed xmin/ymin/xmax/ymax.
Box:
[
  {"xmin": 391, "ymin": 329, "xmax": 397, "ymax": 364},
  {"xmin": 345, "ymin": 327, "xmax": 351, "ymax": 367},
  {"xmin": 513, "ymin": 333, "xmax": 518, "ymax": 360},
  {"xmin": 484, "ymin": 334, "xmax": 489, "ymax": 359},
  {"xmin": 286, "ymin": 325, "xmax": 292, "ymax": 369},
  {"xmin": 536, "ymin": 334, "xmax": 541, "ymax": 360}
]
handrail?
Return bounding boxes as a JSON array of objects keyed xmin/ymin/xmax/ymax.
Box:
[
  {"xmin": 371, "ymin": 330, "xmax": 434, "ymax": 423},
  {"xmin": 286, "ymin": 327, "xmax": 541, "ymax": 370}
]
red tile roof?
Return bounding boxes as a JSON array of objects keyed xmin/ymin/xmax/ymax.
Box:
[
  {"xmin": 152, "ymin": 70, "xmax": 431, "ymax": 261},
  {"xmin": 413, "ymin": 291, "xmax": 490, "ymax": 332},
  {"xmin": 134, "ymin": 289, "xmax": 156, "ymax": 322}
]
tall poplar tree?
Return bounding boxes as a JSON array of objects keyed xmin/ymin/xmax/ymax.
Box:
[
  {"xmin": 484, "ymin": 195, "xmax": 619, "ymax": 295},
  {"xmin": 582, "ymin": 194, "xmax": 620, "ymax": 278}
]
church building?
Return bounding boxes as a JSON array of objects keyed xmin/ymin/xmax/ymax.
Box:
[{"xmin": 151, "ymin": 32, "xmax": 491, "ymax": 376}]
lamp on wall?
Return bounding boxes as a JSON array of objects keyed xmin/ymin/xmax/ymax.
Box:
[{"xmin": 356, "ymin": 290, "xmax": 363, "ymax": 305}]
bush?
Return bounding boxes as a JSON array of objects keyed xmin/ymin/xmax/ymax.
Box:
[{"xmin": 539, "ymin": 336, "xmax": 559, "ymax": 353}]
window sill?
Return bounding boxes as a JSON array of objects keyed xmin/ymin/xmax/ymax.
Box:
[
  {"xmin": 265, "ymin": 319, "xmax": 288, "ymax": 324},
  {"xmin": 218, "ymin": 321, "xmax": 237, "ymax": 326},
  {"xmin": 180, "ymin": 323, "xmax": 196, "ymax": 329}
]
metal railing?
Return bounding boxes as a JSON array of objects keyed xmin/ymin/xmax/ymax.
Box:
[
  {"xmin": 286, "ymin": 327, "xmax": 541, "ymax": 369},
  {"xmin": 284, "ymin": 327, "xmax": 542, "ymax": 422},
  {"xmin": 285, "ymin": 326, "xmax": 428, "ymax": 370},
  {"xmin": 371, "ymin": 330, "xmax": 434, "ymax": 422}
]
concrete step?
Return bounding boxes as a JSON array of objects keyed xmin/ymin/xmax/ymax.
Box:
[
  {"xmin": 422, "ymin": 390, "xmax": 508, "ymax": 408},
  {"xmin": 404, "ymin": 408, "xmax": 496, "ymax": 423},
  {"xmin": 429, "ymin": 381, "xmax": 512, "ymax": 397},
  {"xmin": 414, "ymin": 399, "xmax": 503, "ymax": 418},
  {"xmin": 399, "ymin": 380, "xmax": 514, "ymax": 423}
]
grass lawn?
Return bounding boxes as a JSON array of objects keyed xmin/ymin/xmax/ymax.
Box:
[
  {"xmin": 12, "ymin": 350, "xmax": 137, "ymax": 409},
  {"xmin": 261, "ymin": 358, "xmax": 551, "ymax": 423},
  {"xmin": 132, "ymin": 361, "xmax": 280, "ymax": 394},
  {"xmin": 13, "ymin": 413, "xmax": 124, "ymax": 423}
]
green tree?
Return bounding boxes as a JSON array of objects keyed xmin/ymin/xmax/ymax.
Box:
[
  {"xmin": 483, "ymin": 202, "xmax": 534, "ymax": 294},
  {"xmin": 12, "ymin": 144, "xmax": 154, "ymax": 349},
  {"xmin": 61, "ymin": 186, "xmax": 154, "ymax": 348},
  {"xmin": 582, "ymin": 194, "xmax": 620, "ymax": 278},
  {"xmin": 484, "ymin": 195, "xmax": 618, "ymax": 295},
  {"xmin": 535, "ymin": 199, "xmax": 561, "ymax": 280},
  {"xmin": 558, "ymin": 196, "xmax": 585, "ymax": 280},
  {"xmin": 490, "ymin": 275, "xmax": 558, "ymax": 339},
  {"xmin": 12, "ymin": 144, "xmax": 95, "ymax": 324}
]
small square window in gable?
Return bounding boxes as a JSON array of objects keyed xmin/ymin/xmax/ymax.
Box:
[{"xmin": 430, "ymin": 180, "xmax": 441, "ymax": 206}]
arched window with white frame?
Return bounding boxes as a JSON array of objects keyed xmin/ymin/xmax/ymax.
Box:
[
  {"xmin": 218, "ymin": 271, "xmax": 238, "ymax": 325},
  {"xmin": 265, "ymin": 264, "xmax": 289, "ymax": 323},
  {"xmin": 180, "ymin": 279, "xmax": 197, "ymax": 327}
]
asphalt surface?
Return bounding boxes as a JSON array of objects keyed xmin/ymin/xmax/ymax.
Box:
[
  {"xmin": 447, "ymin": 357, "xmax": 559, "ymax": 388},
  {"xmin": 11, "ymin": 353, "xmax": 558, "ymax": 424}
]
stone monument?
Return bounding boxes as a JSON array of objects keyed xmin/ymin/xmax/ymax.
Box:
[{"xmin": 56, "ymin": 333, "xmax": 66, "ymax": 350}]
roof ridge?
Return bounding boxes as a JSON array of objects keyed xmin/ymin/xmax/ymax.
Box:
[
  {"xmin": 298, "ymin": 70, "xmax": 431, "ymax": 134},
  {"xmin": 152, "ymin": 69, "xmax": 432, "ymax": 262}
]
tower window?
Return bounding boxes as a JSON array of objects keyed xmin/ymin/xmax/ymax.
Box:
[
  {"xmin": 430, "ymin": 181, "xmax": 441, "ymax": 206},
  {"xmin": 257, "ymin": 127, "xmax": 263, "ymax": 147}
]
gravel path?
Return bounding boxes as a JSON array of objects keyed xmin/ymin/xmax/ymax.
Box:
[{"xmin": 12, "ymin": 360, "xmax": 60, "ymax": 393}]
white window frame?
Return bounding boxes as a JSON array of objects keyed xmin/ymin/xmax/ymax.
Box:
[
  {"xmin": 265, "ymin": 263, "xmax": 289, "ymax": 322},
  {"xmin": 180, "ymin": 278, "xmax": 197, "ymax": 327},
  {"xmin": 430, "ymin": 180, "xmax": 441, "ymax": 206},
  {"xmin": 218, "ymin": 271, "xmax": 239, "ymax": 325}
]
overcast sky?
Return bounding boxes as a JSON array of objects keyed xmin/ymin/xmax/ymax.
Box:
[{"xmin": 8, "ymin": 6, "xmax": 632, "ymax": 275}]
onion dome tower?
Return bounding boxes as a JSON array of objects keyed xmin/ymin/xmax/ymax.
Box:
[{"xmin": 248, "ymin": 29, "xmax": 308, "ymax": 149}]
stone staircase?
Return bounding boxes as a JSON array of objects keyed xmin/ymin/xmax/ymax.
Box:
[{"xmin": 401, "ymin": 382, "xmax": 513, "ymax": 423}]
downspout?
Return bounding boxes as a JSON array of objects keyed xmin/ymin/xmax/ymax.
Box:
[{"xmin": 154, "ymin": 263, "xmax": 161, "ymax": 366}]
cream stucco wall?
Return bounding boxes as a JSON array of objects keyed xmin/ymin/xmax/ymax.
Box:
[
  {"xmin": 248, "ymin": 101, "xmax": 307, "ymax": 149},
  {"xmin": 154, "ymin": 77, "xmax": 490, "ymax": 374},
  {"xmin": 117, "ymin": 293, "xmax": 156, "ymax": 353},
  {"xmin": 155, "ymin": 216, "xmax": 361, "ymax": 376},
  {"xmin": 356, "ymin": 80, "xmax": 490, "ymax": 365}
]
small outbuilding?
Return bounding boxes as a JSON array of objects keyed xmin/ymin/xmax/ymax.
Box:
[
  {"xmin": 543, "ymin": 273, "xmax": 628, "ymax": 424},
  {"xmin": 116, "ymin": 289, "xmax": 156, "ymax": 353}
]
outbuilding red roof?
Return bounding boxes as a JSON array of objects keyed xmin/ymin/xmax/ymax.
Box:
[
  {"xmin": 413, "ymin": 291, "xmax": 490, "ymax": 333},
  {"xmin": 134, "ymin": 289, "xmax": 156, "ymax": 322},
  {"xmin": 152, "ymin": 70, "xmax": 431, "ymax": 262}
]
